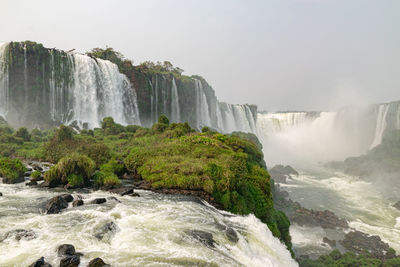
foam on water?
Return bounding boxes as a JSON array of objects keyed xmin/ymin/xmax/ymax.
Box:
[{"xmin": 0, "ymin": 183, "xmax": 297, "ymax": 267}]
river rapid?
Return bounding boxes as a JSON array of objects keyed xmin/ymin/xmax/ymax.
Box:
[{"xmin": 0, "ymin": 183, "xmax": 297, "ymax": 267}]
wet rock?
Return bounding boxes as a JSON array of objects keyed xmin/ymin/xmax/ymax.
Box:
[
  {"xmin": 59, "ymin": 254, "xmax": 80, "ymax": 267},
  {"xmin": 57, "ymin": 244, "xmax": 76, "ymax": 257},
  {"xmin": 322, "ymin": 237, "xmax": 336, "ymax": 247},
  {"xmin": 90, "ymin": 198, "xmax": 107, "ymax": 204},
  {"xmin": 269, "ymin": 165, "xmax": 299, "ymax": 183},
  {"xmin": 127, "ymin": 192, "xmax": 140, "ymax": 197},
  {"xmin": 186, "ymin": 230, "xmax": 216, "ymax": 248},
  {"xmin": 26, "ymin": 180, "xmax": 38, "ymax": 186},
  {"xmin": 72, "ymin": 199, "xmax": 84, "ymax": 207},
  {"xmin": 46, "ymin": 196, "xmax": 68, "ymax": 214},
  {"xmin": 32, "ymin": 164, "xmax": 43, "ymax": 171},
  {"xmin": 107, "ymin": 196, "xmax": 121, "ymax": 203},
  {"xmin": 108, "ymin": 187, "xmax": 134, "ymax": 196},
  {"xmin": 2, "ymin": 176, "xmax": 25, "ymax": 184},
  {"xmin": 60, "ymin": 194, "xmax": 73, "ymax": 203},
  {"xmin": 393, "ymin": 201, "xmax": 400, "ymax": 210},
  {"xmin": 88, "ymin": 257, "xmax": 110, "ymax": 267},
  {"xmin": 290, "ymin": 205, "xmax": 348, "ymax": 229},
  {"xmin": 28, "ymin": 257, "xmax": 52, "ymax": 267},
  {"xmin": 340, "ymin": 231, "xmax": 390, "ymax": 259},
  {"xmin": 225, "ymin": 227, "xmax": 239, "ymax": 243},
  {"xmin": 1, "ymin": 229, "xmax": 36, "ymax": 241},
  {"xmin": 0, "ymin": 192, "xmax": 2, "ymax": 196},
  {"xmin": 94, "ymin": 221, "xmax": 118, "ymax": 241}
]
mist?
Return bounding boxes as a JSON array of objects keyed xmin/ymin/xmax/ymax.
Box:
[{"xmin": 0, "ymin": 0, "xmax": 399, "ymax": 111}]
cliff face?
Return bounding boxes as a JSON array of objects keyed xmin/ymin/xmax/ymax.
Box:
[{"xmin": 0, "ymin": 41, "xmax": 257, "ymax": 133}]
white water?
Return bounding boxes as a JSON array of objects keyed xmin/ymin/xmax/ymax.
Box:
[
  {"xmin": 280, "ymin": 169, "xmax": 400, "ymax": 255},
  {"xmin": 170, "ymin": 78, "xmax": 180, "ymax": 123},
  {"xmin": 0, "ymin": 183, "xmax": 297, "ymax": 267},
  {"xmin": 69, "ymin": 54, "xmax": 140, "ymax": 128},
  {"xmin": 369, "ymin": 104, "xmax": 390, "ymax": 149},
  {"xmin": 0, "ymin": 42, "xmax": 9, "ymax": 118},
  {"xmin": 195, "ymin": 79, "xmax": 211, "ymax": 129}
]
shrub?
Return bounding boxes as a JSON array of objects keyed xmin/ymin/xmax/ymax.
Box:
[
  {"xmin": 67, "ymin": 173, "xmax": 84, "ymax": 188},
  {"xmin": 53, "ymin": 125, "xmax": 74, "ymax": 142},
  {"xmin": 14, "ymin": 127, "xmax": 31, "ymax": 141},
  {"xmin": 93, "ymin": 171, "xmax": 120, "ymax": 188},
  {"xmin": 31, "ymin": 170, "xmax": 41, "ymax": 179},
  {"xmin": 101, "ymin": 117, "xmax": 124, "ymax": 135},
  {"xmin": 100, "ymin": 159, "xmax": 125, "ymax": 175},
  {"xmin": 44, "ymin": 153, "xmax": 96, "ymax": 187},
  {"xmin": 0, "ymin": 157, "xmax": 26, "ymax": 182}
]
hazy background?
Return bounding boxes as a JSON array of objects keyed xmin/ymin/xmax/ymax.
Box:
[{"xmin": 1, "ymin": 0, "xmax": 399, "ymax": 111}]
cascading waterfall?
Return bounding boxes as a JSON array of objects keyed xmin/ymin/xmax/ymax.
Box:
[
  {"xmin": 0, "ymin": 42, "xmax": 9, "ymax": 117},
  {"xmin": 396, "ymin": 104, "xmax": 400, "ymax": 129},
  {"xmin": 369, "ymin": 104, "xmax": 390, "ymax": 149},
  {"xmin": 170, "ymin": 78, "xmax": 180, "ymax": 122},
  {"xmin": 195, "ymin": 79, "xmax": 211, "ymax": 129}
]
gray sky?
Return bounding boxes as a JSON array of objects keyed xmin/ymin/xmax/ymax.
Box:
[{"xmin": 1, "ymin": 0, "xmax": 399, "ymax": 111}]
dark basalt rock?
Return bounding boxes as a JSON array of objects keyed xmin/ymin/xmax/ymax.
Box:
[
  {"xmin": 2, "ymin": 176, "xmax": 25, "ymax": 184},
  {"xmin": 107, "ymin": 196, "xmax": 121, "ymax": 202},
  {"xmin": 0, "ymin": 192, "xmax": 2, "ymax": 196},
  {"xmin": 94, "ymin": 221, "xmax": 118, "ymax": 241},
  {"xmin": 269, "ymin": 164, "xmax": 299, "ymax": 183},
  {"xmin": 1, "ymin": 229, "xmax": 37, "ymax": 241},
  {"xmin": 108, "ymin": 187, "xmax": 134, "ymax": 196},
  {"xmin": 60, "ymin": 194, "xmax": 73, "ymax": 203},
  {"xmin": 59, "ymin": 254, "xmax": 80, "ymax": 267},
  {"xmin": 322, "ymin": 237, "xmax": 336, "ymax": 247},
  {"xmin": 186, "ymin": 230, "xmax": 216, "ymax": 248},
  {"xmin": 225, "ymin": 227, "xmax": 239, "ymax": 243},
  {"xmin": 340, "ymin": 231, "xmax": 390, "ymax": 259},
  {"xmin": 26, "ymin": 180, "xmax": 38, "ymax": 186},
  {"xmin": 57, "ymin": 244, "xmax": 76, "ymax": 257},
  {"xmin": 88, "ymin": 257, "xmax": 110, "ymax": 267},
  {"xmin": 46, "ymin": 196, "xmax": 68, "ymax": 214},
  {"xmin": 127, "ymin": 192, "xmax": 140, "ymax": 197},
  {"xmin": 90, "ymin": 198, "xmax": 107, "ymax": 204},
  {"xmin": 28, "ymin": 257, "xmax": 52, "ymax": 267},
  {"xmin": 393, "ymin": 201, "xmax": 400, "ymax": 210},
  {"xmin": 72, "ymin": 199, "xmax": 83, "ymax": 207}
]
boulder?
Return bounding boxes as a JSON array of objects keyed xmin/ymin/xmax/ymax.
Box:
[
  {"xmin": 1, "ymin": 229, "xmax": 36, "ymax": 241},
  {"xmin": 2, "ymin": 176, "xmax": 25, "ymax": 184},
  {"xmin": 60, "ymin": 194, "xmax": 73, "ymax": 203},
  {"xmin": 88, "ymin": 257, "xmax": 110, "ymax": 267},
  {"xmin": 26, "ymin": 180, "xmax": 38, "ymax": 186},
  {"xmin": 322, "ymin": 237, "xmax": 336, "ymax": 247},
  {"xmin": 46, "ymin": 196, "xmax": 68, "ymax": 214},
  {"xmin": 57, "ymin": 244, "xmax": 76, "ymax": 257},
  {"xmin": 186, "ymin": 230, "xmax": 216, "ymax": 248},
  {"xmin": 90, "ymin": 198, "xmax": 106, "ymax": 204},
  {"xmin": 0, "ymin": 192, "xmax": 2, "ymax": 196},
  {"xmin": 59, "ymin": 255, "xmax": 80, "ymax": 267},
  {"xmin": 107, "ymin": 196, "xmax": 121, "ymax": 203},
  {"xmin": 28, "ymin": 257, "xmax": 52, "ymax": 267},
  {"xmin": 269, "ymin": 164, "xmax": 299, "ymax": 183},
  {"xmin": 94, "ymin": 221, "xmax": 118, "ymax": 241},
  {"xmin": 393, "ymin": 201, "xmax": 400, "ymax": 210},
  {"xmin": 108, "ymin": 187, "xmax": 134, "ymax": 196},
  {"xmin": 225, "ymin": 227, "xmax": 239, "ymax": 243},
  {"xmin": 72, "ymin": 200, "xmax": 83, "ymax": 207}
]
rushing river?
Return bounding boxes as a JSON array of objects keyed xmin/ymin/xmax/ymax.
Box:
[
  {"xmin": 281, "ymin": 167, "xmax": 400, "ymax": 257},
  {"xmin": 0, "ymin": 183, "xmax": 297, "ymax": 267}
]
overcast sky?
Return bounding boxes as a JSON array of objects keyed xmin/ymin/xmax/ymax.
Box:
[{"xmin": 1, "ymin": 0, "xmax": 399, "ymax": 111}]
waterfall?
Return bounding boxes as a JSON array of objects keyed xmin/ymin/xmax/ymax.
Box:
[
  {"xmin": 170, "ymin": 78, "xmax": 180, "ymax": 122},
  {"xmin": 195, "ymin": 79, "xmax": 211, "ymax": 129},
  {"xmin": 396, "ymin": 104, "xmax": 400, "ymax": 130},
  {"xmin": 369, "ymin": 104, "xmax": 390, "ymax": 149},
  {"xmin": 0, "ymin": 43, "xmax": 9, "ymax": 118},
  {"xmin": 69, "ymin": 54, "xmax": 140, "ymax": 128}
]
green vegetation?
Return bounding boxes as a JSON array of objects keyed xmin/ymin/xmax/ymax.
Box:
[
  {"xmin": 0, "ymin": 157, "xmax": 26, "ymax": 183},
  {"xmin": 299, "ymin": 249, "xmax": 400, "ymax": 267},
  {"xmin": 31, "ymin": 170, "xmax": 41, "ymax": 179},
  {"xmin": 0, "ymin": 115, "xmax": 292, "ymax": 252},
  {"xmin": 44, "ymin": 153, "xmax": 96, "ymax": 187}
]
